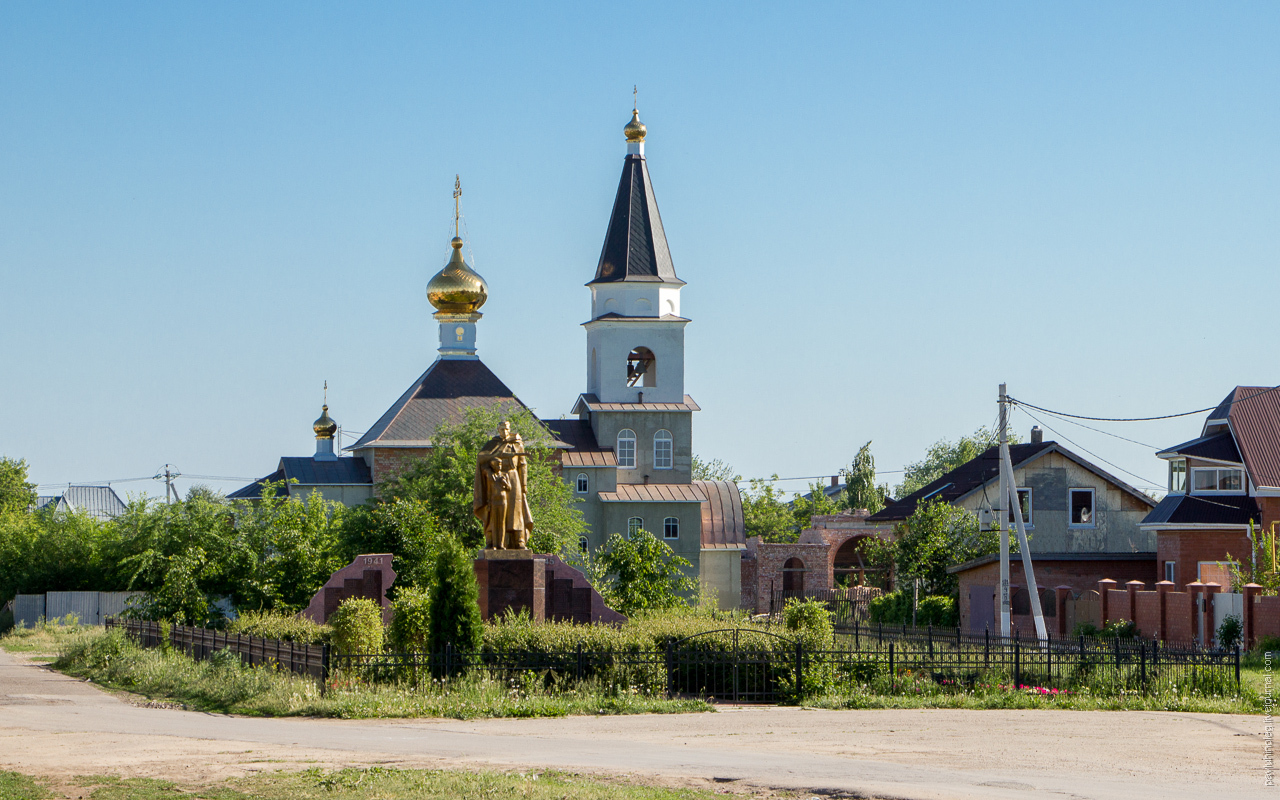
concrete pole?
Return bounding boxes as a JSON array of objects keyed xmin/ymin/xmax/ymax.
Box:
[{"xmin": 998, "ymin": 383, "xmax": 1011, "ymax": 637}]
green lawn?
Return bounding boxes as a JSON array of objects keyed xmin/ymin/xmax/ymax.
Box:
[{"xmin": 0, "ymin": 769, "xmax": 743, "ymax": 800}]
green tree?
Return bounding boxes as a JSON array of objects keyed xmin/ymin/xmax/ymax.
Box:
[
  {"xmin": 595, "ymin": 529, "xmax": 697, "ymax": 615},
  {"xmin": 426, "ymin": 539, "xmax": 484, "ymax": 668},
  {"xmin": 230, "ymin": 486, "xmax": 346, "ymax": 611},
  {"xmin": 893, "ymin": 498, "xmax": 999, "ymax": 596},
  {"xmin": 691, "ymin": 455, "xmax": 740, "ymax": 482},
  {"xmin": 337, "ymin": 499, "xmax": 445, "ymax": 592},
  {"xmin": 381, "ymin": 405, "xmax": 586, "ymax": 558},
  {"xmin": 842, "ymin": 441, "xmax": 888, "ymax": 513},
  {"xmin": 791, "ymin": 482, "xmax": 841, "ymax": 533},
  {"xmin": 896, "ymin": 426, "xmax": 1019, "ymax": 498},
  {"xmin": 329, "ymin": 596, "xmax": 385, "ymax": 656},
  {"xmin": 740, "ymin": 477, "xmax": 795, "ymax": 543},
  {"xmin": 0, "ymin": 457, "xmax": 37, "ymax": 514}
]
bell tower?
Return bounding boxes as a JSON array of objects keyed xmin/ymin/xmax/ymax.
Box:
[{"xmin": 583, "ymin": 103, "xmax": 688, "ymax": 405}]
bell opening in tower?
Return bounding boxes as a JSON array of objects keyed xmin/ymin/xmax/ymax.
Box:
[{"xmin": 626, "ymin": 347, "xmax": 656, "ymax": 388}]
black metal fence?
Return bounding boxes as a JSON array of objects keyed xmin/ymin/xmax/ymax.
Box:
[{"xmin": 108, "ymin": 618, "xmax": 1240, "ymax": 704}]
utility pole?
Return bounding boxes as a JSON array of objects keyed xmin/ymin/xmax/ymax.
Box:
[
  {"xmin": 998, "ymin": 384, "xmax": 1011, "ymax": 636},
  {"xmin": 998, "ymin": 385, "xmax": 1048, "ymax": 640},
  {"xmin": 155, "ymin": 464, "xmax": 181, "ymax": 504}
]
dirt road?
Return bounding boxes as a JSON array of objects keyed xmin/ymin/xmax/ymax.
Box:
[{"xmin": 0, "ymin": 649, "xmax": 1266, "ymax": 799}]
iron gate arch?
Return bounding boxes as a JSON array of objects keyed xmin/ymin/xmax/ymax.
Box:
[{"xmin": 665, "ymin": 628, "xmax": 799, "ymax": 703}]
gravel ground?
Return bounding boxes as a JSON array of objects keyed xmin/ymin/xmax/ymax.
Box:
[{"xmin": 0, "ymin": 648, "xmax": 1267, "ymax": 799}]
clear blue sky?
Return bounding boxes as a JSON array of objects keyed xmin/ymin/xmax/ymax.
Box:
[{"xmin": 3, "ymin": 2, "xmax": 1277, "ymax": 500}]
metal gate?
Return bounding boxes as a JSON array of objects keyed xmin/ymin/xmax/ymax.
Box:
[{"xmin": 665, "ymin": 628, "xmax": 798, "ymax": 703}]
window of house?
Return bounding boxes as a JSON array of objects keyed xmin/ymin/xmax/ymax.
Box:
[
  {"xmin": 1006, "ymin": 488, "xmax": 1032, "ymax": 526},
  {"xmin": 663, "ymin": 516, "xmax": 679, "ymax": 539},
  {"xmin": 579, "ymin": 536, "xmax": 589, "ymax": 553},
  {"xmin": 617, "ymin": 429, "xmax": 636, "ymax": 469},
  {"xmin": 1191, "ymin": 467, "xmax": 1244, "ymax": 493},
  {"xmin": 627, "ymin": 517, "xmax": 643, "ymax": 538},
  {"xmin": 575, "ymin": 473, "xmax": 588, "ymax": 494},
  {"xmin": 1164, "ymin": 561, "xmax": 1176, "ymax": 583},
  {"xmin": 1069, "ymin": 489, "xmax": 1095, "ymax": 527},
  {"xmin": 653, "ymin": 430, "xmax": 673, "ymax": 469},
  {"xmin": 626, "ymin": 347, "xmax": 656, "ymax": 387},
  {"xmin": 1169, "ymin": 459, "xmax": 1186, "ymax": 493}
]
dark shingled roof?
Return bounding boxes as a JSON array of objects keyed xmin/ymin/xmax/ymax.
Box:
[
  {"xmin": 228, "ymin": 457, "xmax": 372, "ymax": 499},
  {"xmin": 1141, "ymin": 493, "xmax": 1260, "ymax": 527},
  {"xmin": 350, "ymin": 359, "xmax": 529, "ymax": 449},
  {"xmin": 868, "ymin": 443, "xmax": 1056, "ymax": 523},
  {"xmin": 1158, "ymin": 433, "xmax": 1242, "ymax": 463},
  {"xmin": 590, "ymin": 154, "xmax": 683, "ymax": 285},
  {"xmin": 543, "ymin": 419, "xmax": 617, "ymax": 467}
]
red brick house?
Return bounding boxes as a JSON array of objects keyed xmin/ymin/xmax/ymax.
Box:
[{"xmin": 1141, "ymin": 386, "xmax": 1280, "ymax": 590}]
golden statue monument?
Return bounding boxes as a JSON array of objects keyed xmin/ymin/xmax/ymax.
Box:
[{"xmin": 473, "ymin": 421, "xmax": 534, "ymax": 550}]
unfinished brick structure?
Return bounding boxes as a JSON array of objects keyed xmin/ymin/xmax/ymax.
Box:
[{"xmin": 302, "ymin": 553, "xmax": 396, "ymax": 625}]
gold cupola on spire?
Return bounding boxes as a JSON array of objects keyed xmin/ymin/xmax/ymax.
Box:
[
  {"xmin": 624, "ymin": 86, "xmax": 646, "ymax": 143},
  {"xmin": 427, "ymin": 176, "xmax": 489, "ymax": 313}
]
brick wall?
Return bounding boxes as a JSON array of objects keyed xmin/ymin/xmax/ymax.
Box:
[
  {"xmin": 1156, "ymin": 528, "xmax": 1252, "ymax": 589},
  {"xmin": 1255, "ymin": 595, "xmax": 1280, "ymax": 642},
  {"xmin": 1107, "ymin": 589, "xmax": 1131, "ymax": 622},
  {"xmin": 1164, "ymin": 591, "xmax": 1194, "ymax": 643},
  {"xmin": 740, "ymin": 555, "xmax": 758, "ymax": 612},
  {"xmin": 741, "ymin": 537, "xmax": 833, "ymax": 614},
  {"xmin": 953, "ymin": 558, "xmax": 1154, "ymax": 631},
  {"xmin": 1134, "ymin": 592, "xmax": 1161, "ymax": 639},
  {"xmin": 371, "ymin": 447, "xmax": 433, "ymax": 486}
]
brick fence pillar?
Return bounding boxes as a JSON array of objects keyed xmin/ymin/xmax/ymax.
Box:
[
  {"xmin": 1155, "ymin": 580, "xmax": 1173, "ymax": 642},
  {"xmin": 1098, "ymin": 579, "xmax": 1117, "ymax": 627},
  {"xmin": 1244, "ymin": 583, "xmax": 1262, "ymax": 650},
  {"xmin": 1125, "ymin": 580, "xmax": 1144, "ymax": 623},
  {"xmin": 1055, "ymin": 585, "xmax": 1073, "ymax": 637},
  {"xmin": 1202, "ymin": 582, "xmax": 1222, "ymax": 648}
]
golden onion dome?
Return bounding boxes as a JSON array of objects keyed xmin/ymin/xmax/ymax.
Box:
[
  {"xmin": 624, "ymin": 108, "xmax": 646, "ymax": 143},
  {"xmin": 313, "ymin": 404, "xmax": 337, "ymax": 439},
  {"xmin": 427, "ymin": 237, "xmax": 488, "ymax": 313}
]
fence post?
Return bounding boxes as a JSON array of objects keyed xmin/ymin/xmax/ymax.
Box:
[
  {"xmin": 888, "ymin": 641, "xmax": 895, "ymax": 692},
  {"xmin": 320, "ymin": 643, "xmax": 330, "ymax": 695},
  {"xmin": 927, "ymin": 625, "xmax": 933, "ymax": 659},
  {"xmin": 1236, "ymin": 646, "xmax": 1242, "ymax": 693},
  {"xmin": 1014, "ymin": 637, "xmax": 1021, "ymax": 689},
  {"xmin": 665, "ymin": 639, "xmax": 674, "ymax": 699},
  {"xmin": 794, "ymin": 641, "xmax": 804, "ymax": 703},
  {"xmin": 445, "ymin": 641, "xmax": 453, "ymax": 679},
  {"xmin": 984, "ymin": 627, "xmax": 989, "ymax": 667},
  {"xmin": 1140, "ymin": 640, "xmax": 1147, "ymax": 693},
  {"xmin": 854, "ymin": 619, "xmax": 859, "ymax": 648}
]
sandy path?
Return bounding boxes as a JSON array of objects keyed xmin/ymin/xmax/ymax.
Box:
[{"xmin": 0, "ymin": 648, "xmax": 1267, "ymax": 799}]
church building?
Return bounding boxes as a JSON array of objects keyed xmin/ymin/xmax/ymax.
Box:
[{"xmin": 232, "ymin": 106, "xmax": 746, "ymax": 606}]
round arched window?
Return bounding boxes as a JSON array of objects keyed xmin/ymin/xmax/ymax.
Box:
[
  {"xmin": 654, "ymin": 429, "xmax": 673, "ymax": 470},
  {"xmin": 617, "ymin": 429, "xmax": 637, "ymax": 469},
  {"xmin": 575, "ymin": 473, "xmax": 588, "ymax": 493}
]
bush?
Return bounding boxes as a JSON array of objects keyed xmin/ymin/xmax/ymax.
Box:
[
  {"xmin": 916, "ymin": 596, "xmax": 957, "ymax": 627},
  {"xmin": 227, "ymin": 610, "xmax": 330, "ymax": 645},
  {"xmin": 329, "ymin": 598, "xmax": 385, "ymax": 656},
  {"xmin": 1099, "ymin": 619, "xmax": 1137, "ymax": 639},
  {"xmin": 868, "ymin": 590, "xmax": 910, "ymax": 625},
  {"xmin": 868, "ymin": 592, "xmax": 955, "ymax": 627},
  {"xmin": 427, "ymin": 540, "xmax": 483, "ymax": 673},
  {"xmin": 1072, "ymin": 622, "xmax": 1101, "ymax": 638},
  {"xmin": 387, "ymin": 586, "xmax": 432, "ymax": 653},
  {"xmin": 1217, "ymin": 615, "xmax": 1243, "ymax": 651}
]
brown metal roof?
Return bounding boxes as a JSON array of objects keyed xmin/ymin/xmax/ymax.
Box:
[
  {"xmin": 1224, "ymin": 386, "xmax": 1280, "ymax": 489},
  {"xmin": 694, "ymin": 480, "xmax": 746, "ymax": 549},
  {"xmin": 597, "ymin": 483, "xmax": 705, "ymax": 503},
  {"xmin": 543, "ymin": 419, "xmax": 618, "ymax": 467},
  {"xmin": 572, "ymin": 393, "xmax": 700, "ymax": 413}
]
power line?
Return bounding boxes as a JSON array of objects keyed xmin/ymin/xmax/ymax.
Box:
[
  {"xmin": 1009, "ymin": 384, "xmax": 1280, "ymax": 423},
  {"xmin": 1015, "ymin": 406, "xmax": 1165, "ymax": 491},
  {"xmin": 1025, "ymin": 407, "xmax": 1163, "ymax": 450}
]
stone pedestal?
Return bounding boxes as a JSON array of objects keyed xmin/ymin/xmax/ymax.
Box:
[{"xmin": 474, "ymin": 550, "xmax": 546, "ymax": 622}]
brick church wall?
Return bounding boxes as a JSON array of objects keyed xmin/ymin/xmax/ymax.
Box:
[{"xmin": 371, "ymin": 448, "xmax": 432, "ymax": 485}]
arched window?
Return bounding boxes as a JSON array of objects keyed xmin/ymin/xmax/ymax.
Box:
[
  {"xmin": 782, "ymin": 557, "xmax": 805, "ymax": 594},
  {"xmin": 663, "ymin": 517, "xmax": 679, "ymax": 539},
  {"xmin": 627, "ymin": 517, "xmax": 643, "ymax": 538},
  {"xmin": 626, "ymin": 347, "xmax": 656, "ymax": 387},
  {"xmin": 575, "ymin": 473, "xmax": 588, "ymax": 494},
  {"xmin": 578, "ymin": 536, "xmax": 589, "ymax": 553},
  {"xmin": 653, "ymin": 429, "xmax": 673, "ymax": 470},
  {"xmin": 617, "ymin": 429, "xmax": 637, "ymax": 469}
]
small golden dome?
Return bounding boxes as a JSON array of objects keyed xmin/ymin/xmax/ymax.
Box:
[
  {"xmin": 624, "ymin": 108, "xmax": 646, "ymax": 143},
  {"xmin": 313, "ymin": 404, "xmax": 337, "ymax": 439},
  {"xmin": 427, "ymin": 237, "xmax": 489, "ymax": 313}
]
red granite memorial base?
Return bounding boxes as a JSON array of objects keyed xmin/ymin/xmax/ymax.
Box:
[{"xmin": 473, "ymin": 550, "xmax": 626, "ymax": 625}]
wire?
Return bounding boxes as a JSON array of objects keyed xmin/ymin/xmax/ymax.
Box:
[
  {"xmin": 1024, "ymin": 407, "xmax": 1163, "ymax": 450},
  {"xmin": 1015, "ymin": 406, "xmax": 1165, "ymax": 490},
  {"xmin": 734, "ymin": 470, "xmax": 904, "ymax": 485},
  {"xmin": 1009, "ymin": 384, "xmax": 1280, "ymax": 423}
]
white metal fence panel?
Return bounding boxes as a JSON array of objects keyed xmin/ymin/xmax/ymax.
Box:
[
  {"xmin": 1214, "ymin": 592, "xmax": 1244, "ymax": 643},
  {"xmin": 13, "ymin": 595, "xmax": 46, "ymax": 628}
]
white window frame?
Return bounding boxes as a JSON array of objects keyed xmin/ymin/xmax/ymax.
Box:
[
  {"xmin": 575, "ymin": 473, "xmax": 588, "ymax": 494},
  {"xmin": 616, "ymin": 429, "xmax": 637, "ymax": 469},
  {"xmin": 1190, "ymin": 466, "xmax": 1245, "ymax": 495},
  {"xmin": 1164, "ymin": 560, "xmax": 1175, "ymax": 583},
  {"xmin": 663, "ymin": 516, "xmax": 679, "ymax": 540},
  {"xmin": 1006, "ymin": 487, "xmax": 1033, "ymax": 527},
  {"xmin": 627, "ymin": 517, "xmax": 643, "ymax": 538},
  {"xmin": 653, "ymin": 429, "xmax": 673, "ymax": 470},
  {"xmin": 1168, "ymin": 459, "xmax": 1187, "ymax": 494},
  {"xmin": 578, "ymin": 536, "xmax": 589, "ymax": 552},
  {"xmin": 1068, "ymin": 488, "xmax": 1096, "ymax": 528}
]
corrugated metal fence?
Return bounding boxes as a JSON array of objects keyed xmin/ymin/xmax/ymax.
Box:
[{"xmin": 13, "ymin": 592, "xmax": 145, "ymax": 627}]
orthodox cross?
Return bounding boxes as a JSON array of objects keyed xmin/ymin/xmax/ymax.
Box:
[{"xmin": 453, "ymin": 174, "xmax": 462, "ymax": 238}]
